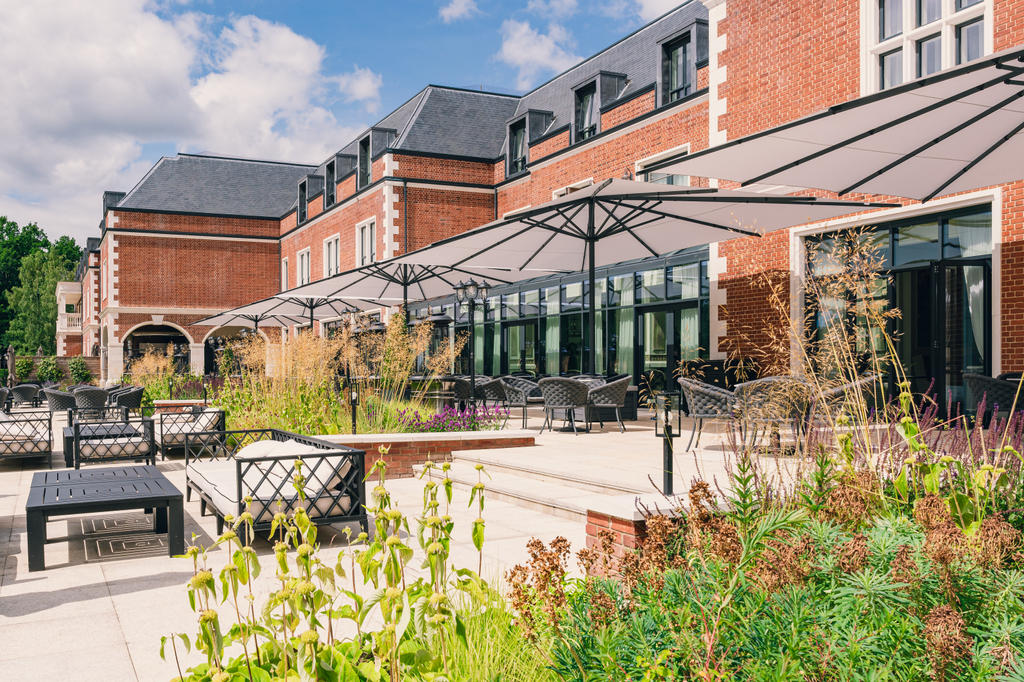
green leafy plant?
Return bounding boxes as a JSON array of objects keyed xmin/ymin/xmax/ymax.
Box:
[
  {"xmin": 67, "ymin": 355, "xmax": 92, "ymax": 384},
  {"xmin": 35, "ymin": 355, "xmax": 63, "ymax": 382},
  {"xmin": 14, "ymin": 356, "xmax": 34, "ymax": 381}
]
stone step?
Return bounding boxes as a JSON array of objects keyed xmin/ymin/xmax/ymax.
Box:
[
  {"xmin": 414, "ymin": 460, "xmax": 621, "ymax": 522},
  {"xmin": 447, "ymin": 447, "xmax": 650, "ymax": 496}
]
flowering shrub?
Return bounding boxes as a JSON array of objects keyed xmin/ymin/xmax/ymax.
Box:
[{"xmin": 397, "ymin": 404, "xmax": 509, "ymax": 432}]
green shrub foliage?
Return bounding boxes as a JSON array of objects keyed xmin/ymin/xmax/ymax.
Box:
[
  {"xmin": 35, "ymin": 355, "xmax": 63, "ymax": 382},
  {"xmin": 67, "ymin": 356, "xmax": 92, "ymax": 384},
  {"xmin": 13, "ymin": 357, "xmax": 34, "ymax": 381}
]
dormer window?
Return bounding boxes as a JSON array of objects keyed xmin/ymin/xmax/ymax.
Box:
[
  {"xmin": 574, "ymin": 82, "xmax": 597, "ymax": 143},
  {"xmin": 324, "ymin": 160, "xmax": 336, "ymax": 208},
  {"xmin": 662, "ymin": 35, "xmax": 693, "ymax": 104},
  {"xmin": 297, "ymin": 180, "xmax": 307, "ymax": 223},
  {"xmin": 508, "ymin": 120, "xmax": 527, "ymax": 176},
  {"xmin": 358, "ymin": 136, "xmax": 371, "ymax": 188}
]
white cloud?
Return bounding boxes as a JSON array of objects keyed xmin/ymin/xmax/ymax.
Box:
[
  {"xmin": 496, "ymin": 20, "xmax": 580, "ymax": 90},
  {"xmin": 526, "ymin": 0, "xmax": 578, "ymax": 18},
  {"xmin": 439, "ymin": 0, "xmax": 478, "ymax": 23},
  {"xmin": 633, "ymin": 0, "xmax": 682, "ymax": 21},
  {"xmin": 0, "ymin": 1, "xmax": 378, "ymax": 243}
]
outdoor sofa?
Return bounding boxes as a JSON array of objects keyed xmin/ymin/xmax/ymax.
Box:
[
  {"xmin": 70, "ymin": 415, "xmax": 156, "ymax": 469},
  {"xmin": 158, "ymin": 408, "xmax": 226, "ymax": 458},
  {"xmin": 184, "ymin": 428, "xmax": 368, "ymax": 536},
  {"xmin": 0, "ymin": 411, "xmax": 52, "ymax": 468}
]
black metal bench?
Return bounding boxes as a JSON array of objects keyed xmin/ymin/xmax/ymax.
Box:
[{"xmin": 0, "ymin": 411, "xmax": 53, "ymax": 468}]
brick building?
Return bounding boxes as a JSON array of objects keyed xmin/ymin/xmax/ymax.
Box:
[{"xmin": 59, "ymin": 0, "xmax": 1023, "ymax": 404}]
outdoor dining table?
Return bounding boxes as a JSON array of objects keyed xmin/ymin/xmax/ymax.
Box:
[{"xmin": 62, "ymin": 421, "xmax": 140, "ymax": 468}]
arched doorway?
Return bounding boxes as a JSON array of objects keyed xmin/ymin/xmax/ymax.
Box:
[{"xmin": 123, "ymin": 324, "xmax": 191, "ymax": 374}]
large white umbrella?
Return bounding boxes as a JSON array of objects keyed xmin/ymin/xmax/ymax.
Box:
[
  {"xmin": 393, "ymin": 178, "xmax": 895, "ymax": 372},
  {"xmin": 657, "ymin": 46, "xmax": 1024, "ymax": 201}
]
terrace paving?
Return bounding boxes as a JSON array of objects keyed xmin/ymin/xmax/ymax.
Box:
[{"xmin": 0, "ymin": 408, "xmax": 748, "ymax": 680}]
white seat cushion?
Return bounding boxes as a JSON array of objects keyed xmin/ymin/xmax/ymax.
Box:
[{"xmin": 79, "ymin": 437, "xmax": 152, "ymax": 460}]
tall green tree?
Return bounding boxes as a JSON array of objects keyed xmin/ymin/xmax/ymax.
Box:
[
  {"xmin": 4, "ymin": 247, "xmax": 79, "ymax": 354},
  {"xmin": 0, "ymin": 217, "xmax": 50, "ymax": 341}
]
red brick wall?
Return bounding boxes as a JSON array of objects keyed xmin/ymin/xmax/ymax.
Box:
[
  {"xmin": 601, "ymin": 89, "xmax": 657, "ymax": 129},
  {"xmin": 530, "ymin": 129, "xmax": 571, "ymax": 161},
  {"xmin": 995, "ymin": 0, "xmax": 1024, "ymax": 49},
  {"xmin": 585, "ymin": 510, "xmax": 644, "ymax": 566},
  {"xmin": 404, "ymin": 186, "xmax": 496, "ymax": 250},
  {"xmin": 62, "ymin": 334, "xmax": 83, "ymax": 357},
  {"xmin": 717, "ymin": 0, "xmax": 860, "ymax": 140},
  {"xmin": 113, "ymin": 211, "xmax": 279, "ymax": 238},
  {"xmin": 114, "ymin": 234, "xmax": 279, "ymax": 310},
  {"xmin": 394, "ymin": 154, "xmax": 495, "ymax": 185}
]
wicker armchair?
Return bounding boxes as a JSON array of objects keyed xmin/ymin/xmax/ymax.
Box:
[
  {"xmin": 478, "ymin": 378, "xmax": 507, "ymax": 408},
  {"xmin": 0, "ymin": 387, "xmax": 9, "ymax": 412},
  {"xmin": 538, "ymin": 377, "xmax": 590, "ymax": 434},
  {"xmin": 587, "ymin": 375, "xmax": 631, "ymax": 432},
  {"xmin": 733, "ymin": 376, "xmax": 812, "ymax": 445},
  {"xmin": 114, "ymin": 386, "xmax": 145, "ymax": 413},
  {"xmin": 678, "ymin": 377, "xmax": 738, "ymax": 450},
  {"xmin": 74, "ymin": 386, "xmax": 109, "ymax": 411},
  {"xmin": 964, "ymin": 373, "xmax": 1020, "ymax": 415},
  {"xmin": 448, "ymin": 377, "xmax": 473, "ymax": 409},
  {"xmin": 11, "ymin": 384, "xmax": 39, "ymax": 407},
  {"xmin": 809, "ymin": 374, "xmax": 877, "ymax": 424},
  {"xmin": 500, "ymin": 377, "xmax": 537, "ymax": 428},
  {"xmin": 42, "ymin": 388, "xmax": 77, "ymax": 412}
]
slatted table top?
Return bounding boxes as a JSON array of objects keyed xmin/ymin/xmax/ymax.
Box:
[{"xmin": 27, "ymin": 466, "xmax": 181, "ymax": 512}]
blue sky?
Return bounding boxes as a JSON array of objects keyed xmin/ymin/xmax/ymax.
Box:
[{"xmin": 0, "ymin": 0, "xmax": 679, "ymax": 242}]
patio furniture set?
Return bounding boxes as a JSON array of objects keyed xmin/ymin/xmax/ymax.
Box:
[
  {"xmin": 4, "ymin": 397, "xmax": 368, "ymax": 571},
  {"xmin": 441, "ymin": 374, "xmax": 633, "ymax": 434}
]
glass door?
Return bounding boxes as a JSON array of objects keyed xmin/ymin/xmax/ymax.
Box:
[
  {"xmin": 943, "ymin": 262, "xmax": 989, "ymax": 407},
  {"xmin": 892, "ymin": 268, "xmax": 938, "ymax": 397},
  {"xmin": 504, "ymin": 321, "xmax": 539, "ymax": 375},
  {"xmin": 637, "ymin": 303, "xmax": 701, "ymax": 391}
]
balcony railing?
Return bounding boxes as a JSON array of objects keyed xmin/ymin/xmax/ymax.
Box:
[{"xmin": 57, "ymin": 312, "xmax": 82, "ymax": 332}]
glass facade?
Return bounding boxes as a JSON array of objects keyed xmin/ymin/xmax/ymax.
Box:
[
  {"xmin": 806, "ymin": 206, "xmax": 992, "ymax": 407},
  {"xmin": 412, "ymin": 249, "xmax": 710, "ymax": 384}
]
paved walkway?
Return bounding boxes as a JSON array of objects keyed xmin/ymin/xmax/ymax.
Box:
[{"xmin": 0, "ymin": 409, "xmax": 742, "ymax": 680}]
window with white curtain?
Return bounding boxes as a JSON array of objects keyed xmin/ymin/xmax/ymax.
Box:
[
  {"xmin": 357, "ymin": 220, "xmax": 376, "ymax": 266},
  {"xmin": 281, "ymin": 258, "xmax": 289, "ymax": 291},
  {"xmin": 297, "ymin": 249, "xmax": 310, "ymax": 285},
  {"xmin": 323, "ymin": 235, "xmax": 340, "ymax": 277}
]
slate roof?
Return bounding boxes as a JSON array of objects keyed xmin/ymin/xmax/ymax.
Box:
[
  {"xmin": 506, "ymin": 1, "xmax": 707, "ymax": 154},
  {"xmin": 117, "ymin": 154, "xmax": 316, "ymax": 217},
  {"xmin": 396, "ymin": 87, "xmax": 519, "ymax": 158}
]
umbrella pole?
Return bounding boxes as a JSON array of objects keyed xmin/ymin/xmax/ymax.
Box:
[
  {"xmin": 587, "ymin": 196, "xmax": 598, "ymax": 376},
  {"xmin": 309, "ymin": 306, "xmax": 314, "ymax": 336},
  {"xmin": 403, "ymin": 282, "xmax": 409, "ymax": 326}
]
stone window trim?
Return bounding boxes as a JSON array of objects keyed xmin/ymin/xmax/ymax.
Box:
[
  {"xmin": 552, "ymin": 178, "xmax": 594, "ymax": 200},
  {"xmin": 635, "ymin": 144, "xmax": 692, "ymax": 185},
  {"xmin": 355, "ymin": 217, "xmax": 377, "ymax": 267},
  {"xmin": 296, "ymin": 248, "xmax": 311, "ymax": 286},
  {"xmin": 860, "ymin": 0, "xmax": 991, "ymax": 94},
  {"xmin": 323, "ymin": 233, "xmax": 341, "ymax": 278},
  {"xmin": 281, "ymin": 257, "xmax": 289, "ymax": 292}
]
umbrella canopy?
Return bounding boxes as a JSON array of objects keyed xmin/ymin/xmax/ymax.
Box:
[
  {"xmin": 393, "ymin": 178, "xmax": 894, "ymax": 372},
  {"xmin": 279, "ymin": 260, "xmax": 557, "ymax": 310},
  {"xmin": 195, "ymin": 294, "xmax": 370, "ymax": 331},
  {"xmin": 657, "ymin": 47, "xmax": 1024, "ymax": 202}
]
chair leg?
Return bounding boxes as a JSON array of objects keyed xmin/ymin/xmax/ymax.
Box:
[
  {"xmin": 186, "ymin": 486, "xmax": 192, "ymax": 502},
  {"xmin": 694, "ymin": 418, "xmax": 704, "ymax": 450},
  {"xmin": 216, "ymin": 516, "xmax": 224, "ymax": 535},
  {"xmin": 569, "ymin": 410, "xmax": 578, "ymax": 435},
  {"xmin": 616, "ymin": 407, "xmax": 624, "ymax": 433},
  {"xmin": 200, "ymin": 500, "xmax": 207, "ymax": 516},
  {"xmin": 521, "ymin": 405, "xmax": 527, "ymax": 429}
]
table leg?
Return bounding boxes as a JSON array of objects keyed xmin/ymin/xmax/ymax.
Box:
[
  {"xmin": 153, "ymin": 505, "xmax": 168, "ymax": 534},
  {"xmin": 63, "ymin": 434, "xmax": 73, "ymax": 468},
  {"xmin": 27, "ymin": 510, "xmax": 46, "ymax": 572},
  {"xmin": 166, "ymin": 498, "xmax": 184, "ymax": 557}
]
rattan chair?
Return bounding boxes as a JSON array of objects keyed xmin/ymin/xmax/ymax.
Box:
[
  {"xmin": 478, "ymin": 378, "xmax": 506, "ymax": 408},
  {"xmin": 538, "ymin": 377, "xmax": 590, "ymax": 434},
  {"xmin": 448, "ymin": 377, "xmax": 473, "ymax": 409},
  {"xmin": 0, "ymin": 387, "xmax": 9, "ymax": 413},
  {"xmin": 114, "ymin": 386, "xmax": 145, "ymax": 413},
  {"xmin": 964, "ymin": 373, "xmax": 1021, "ymax": 415},
  {"xmin": 42, "ymin": 388, "xmax": 77, "ymax": 412},
  {"xmin": 678, "ymin": 377, "xmax": 738, "ymax": 450},
  {"xmin": 587, "ymin": 375, "xmax": 631, "ymax": 432},
  {"xmin": 74, "ymin": 386, "xmax": 109, "ymax": 410},
  {"xmin": 733, "ymin": 376, "xmax": 812, "ymax": 446},
  {"xmin": 10, "ymin": 384, "xmax": 39, "ymax": 408},
  {"xmin": 500, "ymin": 377, "xmax": 535, "ymax": 428}
]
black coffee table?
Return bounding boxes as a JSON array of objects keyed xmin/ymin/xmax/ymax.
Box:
[
  {"xmin": 26, "ymin": 465, "xmax": 183, "ymax": 572},
  {"xmin": 62, "ymin": 422, "xmax": 140, "ymax": 467}
]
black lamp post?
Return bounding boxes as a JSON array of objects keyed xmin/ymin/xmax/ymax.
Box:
[
  {"xmin": 348, "ymin": 378, "xmax": 359, "ymax": 435},
  {"xmin": 453, "ymin": 278, "xmax": 490, "ymax": 405},
  {"xmin": 655, "ymin": 393, "xmax": 675, "ymax": 496}
]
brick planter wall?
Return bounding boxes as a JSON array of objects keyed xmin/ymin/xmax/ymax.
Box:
[{"xmin": 321, "ymin": 431, "xmax": 535, "ymax": 478}]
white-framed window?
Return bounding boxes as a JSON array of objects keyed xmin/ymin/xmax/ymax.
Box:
[
  {"xmin": 862, "ymin": 0, "xmax": 991, "ymax": 93},
  {"xmin": 281, "ymin": 257, "xmax": 289, "ymax": 291},
  {"xmin": 356, "ymin": 219, "xmax": 376, "ymax": 266},
  {"xmin": 552, "ymin": 178, "xmax": 594, "ymax": 199},
  {"xmin": 323, "ymin": 234, "xmax": 341, "ymax": 277},
  {"xmin": 636, "ymin": 144, "xmax": 691, "ymax": 186},
  {"xmin": 297, "ymin": 248, "xmax": 311, "ymax": 285}
]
